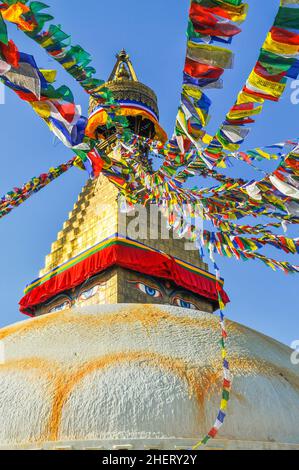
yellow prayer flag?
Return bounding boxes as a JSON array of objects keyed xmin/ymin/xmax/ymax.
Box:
[
  {"xmin": 217, "ymin": 0, "xmax": 248, "ymax": 22},
  {"xmin": 227, "ymin": 103, "xmax": 263, "ymax": 120},
  {"xmin": 285, "ymin": 238, "xmax": 296, "ymax": 254},
  {"xmin": 255, "ymin": 148, "xmax": 272, "ymax": 160},
  {"xmin": 194, "ymin": 106, "xmax": 208, "ymax": 126},
  {"xmin": 202, "ymin": 133, "xmax": 213, "ymax": 145},
  {"xmin": 39, "ymin": 37, "xmax": 55, "ymax": 48},
  {"xmin": 237, "ymin": 90, "xmax": 264, "ymax": 105},
  {"xmin": 247, "ymin": 70, "xmax": 286, "ymax": 99},
  {"xmin": 216, "ymin": 159, "xmax": 227, "ymax": 169},
  {"xmin": 31, "ymin": 101, "xmax": 51, "ymax": 119},
  {"xmin": 63, "ymin": 60, "xmax": 77, "ymax": 70},
  {"xmin": 40, "ymin": 69, "xmax": 57, "ymax": 83},
  {"xmin": 187, "ymin": 42, "xmax": 233, "ymax": 69},
  {"xmin": 73, "ymin": 157, "xmax": 85, "ymax": 171},
  {"xmin": 2, "ymin": 3, "xmax": 34, "ymax": 32},
  {"xmin": 220, "ymin": 399, "xmax": 228, "ymax": 411},
  {"xmin": 263, "ymin": 32, "xmax": 299, "ymax": 56},
  {"xmin": 182, "ymin": 85, "xmax": 203, "ymax": 101}
]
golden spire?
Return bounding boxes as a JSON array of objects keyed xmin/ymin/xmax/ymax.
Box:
[{"xmin": 108, "ymin": 49, "xmax": 138, "ymax": 82}]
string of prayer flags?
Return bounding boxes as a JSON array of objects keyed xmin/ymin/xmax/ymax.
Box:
[
  {"xmin": 175, "ymin": 0, "xmax": 248, "ymax": 160},
  {"xmin": 0, "ymin": 158, "xmax": 76, "ymax": 220},
  {"xmin": 203, "ymin": 0, "xmax": 299, "ymax": 167},
  {"xmin": 0, "ymin": 1, "xmax": 128, "ymax": 135},
  {"xmin": 193, "ymin": 262, "xmax": 231, "ymax": 449}
]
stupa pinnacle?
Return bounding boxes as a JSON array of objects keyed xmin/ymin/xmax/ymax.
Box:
[
  {"xmin": 108, "ymin": 50, "xmax": 138, "ymax": 81},
  {"xmin": 87, "ymin": 50, "xmax": 166, "ymax": 143}
]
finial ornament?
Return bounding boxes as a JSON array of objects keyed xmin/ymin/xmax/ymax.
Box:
[{"xmin": 117, "ymin": 49, "xmax": 129, "ymax": 61}]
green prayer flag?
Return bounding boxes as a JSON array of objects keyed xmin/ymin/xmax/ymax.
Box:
[
  {"xmin": 0, "ymin": 13, "xmax": 8, "ymax": 46},
  {"xmin": 274, "ymin": 6, "xmax": 299, "ymax": 30}
]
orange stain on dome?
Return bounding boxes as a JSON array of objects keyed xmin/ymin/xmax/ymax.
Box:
[
  {"xmin": 0, "ymin": 357, "xmax": 62, "ymax": 379},
  {"xmin": 1, "ymin": 352, "xmax": 294, "ymax": 444},
  {"xmin": 2, "ymin": 306, "xmax": 279, "ymax": 444},
  {"xmin": 0, "ymin": 305, "xmax": 232, "ymax": 342}
]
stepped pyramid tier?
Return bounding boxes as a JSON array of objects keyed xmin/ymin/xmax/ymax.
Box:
[
  {"xmin": 19, "ymin": 174, "xmax": 228, "ymax": 317},
  {"xmin": 19, "ymin": 52, "xmax": 228, "ymax": 318}
]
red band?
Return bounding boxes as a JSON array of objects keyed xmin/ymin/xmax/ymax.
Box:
[{"xmin": 20, "ymin": 241, "xmax": 229, "ymax": 315}]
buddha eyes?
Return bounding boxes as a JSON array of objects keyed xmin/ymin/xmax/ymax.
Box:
[
  {"xmin": 49, "ymin": 301, "xmax": 70, "ymax": 313},
  {"xmin": 130, "ymin": 280, "xmax": 198, "ymax": 308},
  {"xmin": 48, "ymin": 284, "xmax": 102, "ymax": 313},
  {"xmin": 135, "ymin": 283, "xmax": 162, "ymax": 298},
  {"xmin": 79, "ymin": 285, "xmax": 99, "ymax": 301},
  {"xmin": 173, "ymin": 298, "xmax": 198, "ymax": 310}
]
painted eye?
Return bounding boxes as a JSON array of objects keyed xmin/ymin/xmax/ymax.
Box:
[
  {"xmin": 79, "ymin": 285, "xmax": 99, "ymax": 301},
  {"xmin": 136, "ymin": 283, "xmax": 162, "ymax": 298},
  {"xmin": 173, "ymin": 298, "xmax": 198, "ymax": 310},
  {"xmin": 49, "ymin": 301, "xmax": 70, "ymax": 313}
]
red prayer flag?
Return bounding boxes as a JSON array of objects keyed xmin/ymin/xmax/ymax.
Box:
[
  {"xmin": 271, "ymin": 26, "xmax": 299, "ymax": 46},
  {"xmin": 0, "ymin": 40, "xmax": 20, "ymax": 68},
  {"xmin": 184, "ymin": 57, "xmax": 224, "ymax": 80}
]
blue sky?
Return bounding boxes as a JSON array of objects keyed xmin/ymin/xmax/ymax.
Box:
[{"xmin": 0, "ymin": 0, "xmax": 298, "ymax": 346}]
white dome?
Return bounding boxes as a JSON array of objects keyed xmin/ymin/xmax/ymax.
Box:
[{"xmin": 0, "ymin": 304, "xmax": 298, "ymax": 450}]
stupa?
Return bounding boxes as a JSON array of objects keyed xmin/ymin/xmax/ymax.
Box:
[{"xmin": 0, "ymin": 52, "xmax": 298, "ymax": 451}]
